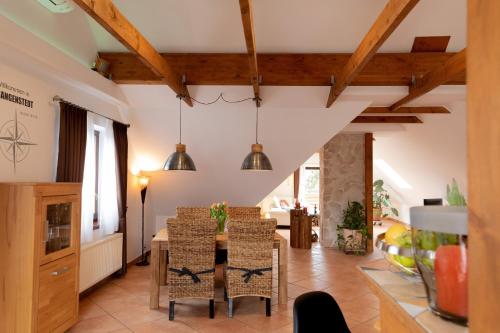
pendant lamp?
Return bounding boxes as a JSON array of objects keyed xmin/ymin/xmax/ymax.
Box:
[
  {"xmin": 241, "ymin": 99, "xmax": 273, "ymax": 171},
  {"xmin": 163, "ymin": 95, "xmax": 196, "ymax": 171}
]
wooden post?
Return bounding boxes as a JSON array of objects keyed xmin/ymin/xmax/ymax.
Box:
[
  {"xmin": 365, "ymin": 133, "xmax": 374, "ymax": 253},
  {"xmin": 289, "ymin": 209, "xmax": 302, "ymax": 248},
  {"xmin": 468, "ymin": 0, "xmax": 500, "ymax": 331},
  {"xmin": 299, "ymin": 215, "xmax": 312, "ymax": 249}
]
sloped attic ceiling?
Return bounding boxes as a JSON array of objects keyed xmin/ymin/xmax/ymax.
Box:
[
  {"xmin": 0, "ymin": 0, "xmax": 467, "ymax": 220},
  {"xmin": 0, "ymin": 0, "xmax": 466, "ymax": 66}
]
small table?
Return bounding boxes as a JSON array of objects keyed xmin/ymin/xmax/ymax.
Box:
[
  {"xmin": 150, "ymin": 228, "xmax": 288, "ymax": 309},
  {"xmin": 359, "ymin": 260, "xmax": 468, "ymax": 333}
]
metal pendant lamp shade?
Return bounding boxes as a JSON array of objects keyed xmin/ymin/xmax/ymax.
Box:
[
  {"xmin": 241, "ymin": 143, "xmax": 272, "ymax": 170},
  {"xmin": 163, "ymin": 143, "xmax": 196, "ymax": 171},
  {"xmin": 163, "ymin": 96, "xmax": 196, "ymax": 171},
  {"xmin": 241, "ymin": 100, "xmax": 273, "ymax": 171}
]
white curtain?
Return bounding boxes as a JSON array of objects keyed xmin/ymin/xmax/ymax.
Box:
[{"xmin": 81, "ymin": 113, "xmax": 119, "ymax": 244}]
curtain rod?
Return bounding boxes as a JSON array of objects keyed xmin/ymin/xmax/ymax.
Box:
[{"xmin": 52, "ymin": 95, "xmax": 130, "ymax": 128}]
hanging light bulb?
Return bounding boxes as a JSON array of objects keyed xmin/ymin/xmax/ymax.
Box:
[
  {"xmin": 163, "ymin": 95, "xmax": 197, "ymax": 171},
  {"xmin": 241, "ymin": 98, "xmax": 273, "ymax": 171}
]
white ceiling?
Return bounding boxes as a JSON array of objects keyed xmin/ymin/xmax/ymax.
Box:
[{"xmin": 0, "ymin": 0, "xmax": 466, "ymax": 66}]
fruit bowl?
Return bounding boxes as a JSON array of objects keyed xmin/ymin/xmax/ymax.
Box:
[{"xmin": 376, "ymin": 233, "xmax": 419, "ymax": 276}]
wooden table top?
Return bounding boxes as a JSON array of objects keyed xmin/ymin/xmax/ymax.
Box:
[{"xmin": 153, "ymin": 228, "xmax": 286, "ymax": 249}]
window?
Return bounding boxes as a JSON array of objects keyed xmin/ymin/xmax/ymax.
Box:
[
  {"xmin": 301, "ymin": 166, "xmax": 320, "ymax": 212},
  {"xmin": 299, "ymin": 153, "xmax": 320, "ymax": 213},
  {"xmin": 81, "ymin": 114, "xmax": 119, "ymax": 244},
  {"xmin": 93, "ymin": 130, "xmax": 100, "ymax": 230}
]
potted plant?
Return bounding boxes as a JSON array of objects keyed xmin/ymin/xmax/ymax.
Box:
[
  {"xmin": 373, "ymin": 179, "xmax": 399, "ymax": 221},
  {"xmin": 336, "ymin": 201, "xmax": 367, "ymax": 254},
  {"xmin": 210, "ymin": 201, "xmax": 228, "ymax": 234}
]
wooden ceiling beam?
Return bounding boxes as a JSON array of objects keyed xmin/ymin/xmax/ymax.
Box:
[
  {"xmin": 362, "ymin": 106, "xmax": 450, "ymax": 114},
  {"xmin": 239, "ymin": 0, "xmax": 260, "ymax": 106},
  {"xmin": 326, "ymin": 0, "xmax": 419, "ymax": 108},
  {"xmin": 99, "ymin": 52, "xmax": 466, "ymax": 86},
  {"xmin": 411, "ymin": 36, "xmax": 451, "ymax": 52},
  {"xmin": 390, "ymin": 48, "xmax": 466, "ymax": 110},
  {"xmin": 73, "ymin": 0, "xmax": 193, "ymax": 106},
  {"xmin": 352, "ymin": 116, "xmax": 423, "ymax": 123}
]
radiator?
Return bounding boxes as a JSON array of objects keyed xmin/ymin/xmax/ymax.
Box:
[{"xmin": 79, "ymin": 233, "xmax": 123, "ymax": 292}]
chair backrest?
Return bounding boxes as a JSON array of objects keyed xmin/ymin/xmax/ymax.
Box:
[
  {"xmin": 167, "ymin": 217, "xmax": 217, "ymax": 300},
  {"xmin": 293, "ymin": 291, "xmax": 350, "ymax": 333},
  {"xmin": 226, "ymin": 218, "xmax": 277, "ymax": 298},
  {"xmin": 227, "ymin": 206, "xmax": 261, "ymax": 220},
  {"xmin": 176, "ymin": 207, "xmax": 211, "ymax": 219}
]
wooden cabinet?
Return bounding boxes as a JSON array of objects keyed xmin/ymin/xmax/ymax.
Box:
[{"xmin": 0, "ymin": 183, "xmax": 81, "ymax": 333}]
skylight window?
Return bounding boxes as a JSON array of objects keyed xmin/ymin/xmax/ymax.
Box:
[{"xmin": 374, "ymin": 159, "xmax": 412, "ymax": 189}]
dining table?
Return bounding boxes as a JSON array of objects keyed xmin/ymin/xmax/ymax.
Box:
[{"xmin": 149, "ymin": 228, "xmax": 288, "ymax": 309}]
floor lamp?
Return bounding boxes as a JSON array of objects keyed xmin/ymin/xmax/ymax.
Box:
[{"xmin": 136, "ymin": 175, "xmax": 150, "ymax": 266}]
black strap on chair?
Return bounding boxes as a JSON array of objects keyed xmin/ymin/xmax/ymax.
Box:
[
  {"xmin": 227, "ymin": 266, "xmax": 273, "ymax": 283},
  {"xmin": 168, "ymin": 267, "xmax": 215, "ymax": 283}
]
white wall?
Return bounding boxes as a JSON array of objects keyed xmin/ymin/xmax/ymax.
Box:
[
  {"xmin": 373, "ymin": 101, "xmax": 467, "ymax": 221},
  {"xmin": 123, "ymin": 85, "xmax": 370, "ymax": 260},
  {"xmin": 0, "ymin": 64, "xmax": 124, "ymax": 181}
]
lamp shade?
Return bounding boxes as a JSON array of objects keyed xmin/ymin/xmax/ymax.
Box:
[
  {"xmin": 137, "ymin": 175, "xmax": 149, "ymax": 189},
  {"xmin": 241, "ymin": 144, "xmax": 272, "ymax": 171},
  {"xmin": 163, "ymin": 144, "xmax": 196, "ymax": 171}
]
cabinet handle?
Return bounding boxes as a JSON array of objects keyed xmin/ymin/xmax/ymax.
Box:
[{"xmin": 51, "ymin": 266, "xmax": 69, "ymax": 276}]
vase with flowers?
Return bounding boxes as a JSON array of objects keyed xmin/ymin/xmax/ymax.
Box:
[{"xmin": 210, "ymin": 201, "xmax": 228, "ymax": 234}]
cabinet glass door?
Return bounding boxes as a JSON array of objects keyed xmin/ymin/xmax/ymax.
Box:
[
  {"xmin": 40, "ymin": 194, "xmax": 79, "ymax": 265},
  {"xmin": 45, "ymin": 202, "xmax": 73, "ymax": 255}
]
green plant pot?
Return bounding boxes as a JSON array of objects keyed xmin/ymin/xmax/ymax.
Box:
[{"xmin": 342, "ymin": 228, "xmax": 365, "ymax": 253}]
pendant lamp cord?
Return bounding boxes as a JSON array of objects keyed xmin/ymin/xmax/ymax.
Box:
[
  {"xmin": 178, "ymin": 95, "xmax": 182, "ymax": 144},
  {"xmin": 255, "ymin": 103, "xmax": 259, "ymax": 144}
]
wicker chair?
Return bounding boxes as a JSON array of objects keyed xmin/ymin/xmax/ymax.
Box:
[
  {"xmin": 227, "ymin": 207, "xmax": 261, "ymax": 220},
  {"xmin": 225, "ymin": 218, "xmax": 277, "ymax": 317},
  {"xmin": 176, "ymin": 207, "xmax": 211, "ymax": 219},
  {"xmin": 167, "ymin": 217, "xmax": 217, "ymax": 320}
]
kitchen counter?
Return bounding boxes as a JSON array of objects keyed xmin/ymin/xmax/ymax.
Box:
[{"xmin": 358, "ymin": 260, "xmax": 468, "ymax": 333}]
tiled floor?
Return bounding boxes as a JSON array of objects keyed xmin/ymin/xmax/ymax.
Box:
[{"xmin": 71, "ymin": 229, "xmax": 386, "ymax": 333}]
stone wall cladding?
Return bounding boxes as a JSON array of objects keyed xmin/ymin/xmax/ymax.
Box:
[{"xmin": 320, "ymin": 133, "xmax": 365, "ymax": 247}]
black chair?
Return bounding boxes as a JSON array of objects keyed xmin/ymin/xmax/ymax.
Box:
[{"xmin": 293, "ymin": 291, "xmax": 350, "ymax": 333}]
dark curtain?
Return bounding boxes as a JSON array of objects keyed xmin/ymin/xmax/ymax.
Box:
[
  {"xmin": 113, "ymin": 122, "xmax": 129, "ymax": 274},
  {"xmin": 294, "ymin": 168, "xmax": 300, "ymax": 200},
  {"xmin": 56, "ymin": 102, "xmax": 87, "ymax": 182}
]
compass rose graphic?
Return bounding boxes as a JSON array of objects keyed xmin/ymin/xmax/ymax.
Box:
[{"xmin": 0, "ymin": 110, "xmax": 37, "ymax": 172}]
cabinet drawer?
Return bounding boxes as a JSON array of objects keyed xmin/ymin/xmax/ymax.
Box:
[{"xmin": 37, "ymin": 254, "xmax": 78, "ymax": 333}]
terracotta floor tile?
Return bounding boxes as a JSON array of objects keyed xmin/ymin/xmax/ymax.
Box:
[
  {"xmin": 235, "ymin": 312, "xmax": 293, "ymax": 333},
  {"xmin": 286, "ymin": 284, "xmax": 312, "ymax": 299},
  {"xmin": 74, "ymin": 230, "xmax": 388, "ymax": 332},
  {"xmin": 110, "ymin": 305, "xmax": 167, "ymax": 327},
  {"xmin": 68, "ymin": 314, "xmax": 126, "ymax": 333},
  {"xmin": 95, "ymin": 294, "xmax": 150, "ymax": 314},
  {"xmin": 128, "ymin": 318, "xmax": 198, "ymax": 333},
  {"xmin": 78, "ymin": 298, "xmax": 107, "ymax": 320},
  {"xmin": 270, "ymin": 323, "xmax": 294, "ymax": 333},
  {"xmin": 195, "ymin": 318, "xmax": 260, "ymax": 333},
  {"xmin": 292, "ymin": 277, "xmax": 333, "ymax": 290}
]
